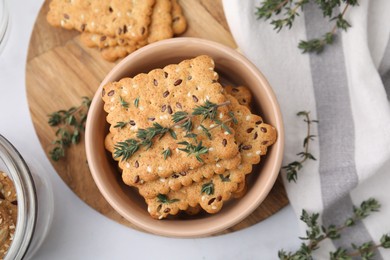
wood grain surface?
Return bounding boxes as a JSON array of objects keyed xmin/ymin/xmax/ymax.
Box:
[{"xmin": 26, "ymin": 0, "xmax": 289, "ymax": 235}]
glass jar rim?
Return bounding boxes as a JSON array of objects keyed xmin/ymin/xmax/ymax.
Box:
[{"xmin": 0, "ymin": 135, "xmax": 37, "ymax": 260}]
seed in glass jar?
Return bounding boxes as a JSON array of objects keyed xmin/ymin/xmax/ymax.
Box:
[
  {"xmin": 123, "ymin": 25, "xmax": 128, "ymax": 34},
  {"xmin": 174, "ymin": 79, "xmax": 182, "ymax": 86},
  {"xmin": 148, "ymin": 117, "xmax": 155, "ymax": 121},
  {"xmin": 179, "ymin": 171, "xmax": 187, "ymax": 176},
  {"xmin": 100, "ymin": 36, "xmax": 107, "ymax": 41},
  {"xmin": 109, "ymin": 6, "xmax": 113, "ymax": 12},
  {"xmin": 163, "ymin": 91, "xmax": 170, "ymax": 98},
  {"xmin": 256, "ymin": 120, "xmax": 263, "ymax": 125},
  {"xmin": 246, "ymin": 128, "xmax": 254, "ymax": 133},
  {"xmin": 164, "ymin": 72, "xmax": 168, "ymax": 78},
  {"xmin": 164, "ymin": 208, "xmax": 171, "ymax": 213},
  {"xmin": 187, "ymin": 75, "xmax": 192, "ymax": 80},
  {"xmin": 102, "ymin": 89, "xmax": 106, "ymax": 97},
  {"xmin": 108, "ymin": 90, "xmax": 115, "ymax": 96},
  {"xmin": 172, "ymin": 174, "xmax": 179, "ymax": 179},
  {"xmin": 134, "ymin": 161, "xmax": 139, "ymax": 168},
  {"xmin": 232, "ymin": 88, "xmax": 239, "ymax": 92},
  {"xmin": 64, "ymin": 13, "xmax": 70, "ymax": 19},
  {"xmin": 167, "ymin": 105, "xmax": 173, "ymax": 114},
  {"xmin": 217, "ymin": 195, "xmax": 222, "ymax": 201},
  {"xmin": 141, "ymin": 27, "xmax": 146, "ymax": 35},
  {"xmin": 262, "ymin": 141, "xmax": 268, "ymax": 145},
  {"xmin": 192, "ymin": 95, "xmax": 199, "ymax": 102},
  {"xmin": 161, "ymin": 105, "xmax": 167, "ymax": 112},
  {"xmin": 242, "ymin": 145, "xmax": 252, "ymax": 150},
  {"xmin": 81, "ymin": 24, "xmax": 86, "ymax": 31},
  {"xmin": 260, "ymin": 127, "xmax": 267, "ymax": 133},
  {"xmin": 222, "ymin": 139, "xmax": 227, "ymax": 147},
  {"xmin": 118, "ymin": 27, "xmax": 122, "ymax": 35},
  {"xmin": 153, "ymin": 79, "xmax": 158, "ymax": 86},
  {"xmin": 134, "ymin": 175, "xmax": 140, "ymax": 183},
  {"xmin": 129, "ymin": 120, "xmax": 136, "ymax": 126},
  {"xmin": 176, "ymin": 102, "xmax": 182, "ymax": 109},
  {"xmin": 254, "ymin": 132, "xmax": 258, "ymax": 140}
]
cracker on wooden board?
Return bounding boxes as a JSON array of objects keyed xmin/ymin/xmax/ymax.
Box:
[
  {"xmin": 80, "ymin": 0, "xmax": 173, "ymax": 49},
  {"xmin": 47, "ymin": 0, "xmax": 156, "ymax": 41},
  {"xmin": 99, "ymin": 0, "xmax": 174, "ymax": 61},
  {"xmin": 171, "ymin": 0, "xmax": 187, "ymax": 35},
  {"xmin": 144, "ymin": 94, "xmax": 277, "ymax": 219},
  {"xmin": 102, "ymin": 55, "xmax": 239, "ymax": 183}
]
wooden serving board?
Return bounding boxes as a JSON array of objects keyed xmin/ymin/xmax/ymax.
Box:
[{"xmin": 26, "ymin": 0, "xmax": 289, "ymax": 235}]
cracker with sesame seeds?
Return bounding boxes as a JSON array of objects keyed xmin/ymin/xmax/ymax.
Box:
[
  {"xmin": 144, "ymin": 94, "xmax": 277, "ymax": 219},
  {"xmin": 102, "ymin": 55, "xmax": 239, "ymax": 184},
  {"xmin": 80, "ymin": 0, "xmax": 173, "ymax": 50},
  {"xmin": 171, "ymin": 0, "xmax": 187, "ymax": 35},
  {"xmin": 46, "ymin": 0, "xmax": 155, "ymax": 41},
  {"xmin": 98, "ymin": 0, "xmax": 174, "ymax": 61},
  {"xmin": 105, "ymin": 132, "xmax": 241, "ymax": 198},
  {"xmin": 224, "ymin": 85, "xmax": 253, "ymax": 109}
]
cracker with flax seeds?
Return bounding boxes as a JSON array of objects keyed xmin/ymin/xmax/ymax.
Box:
[
  {"xmin": 145, "ymin": 94, "xmax": 277, "ymax": 219},
  {"xmin": 102, "ymin": 55, "xmax": 239, "ymax": 183},
  {"xmin": 47, "ymin": 0, "xmax": 155, "ymax": 41},
  {"xmin": 80, "ymin": 0, "xmax": 173, "ymax": 49},
  {"xmin": 105, "ymin": 132, "xmax": 241, "ymax": 198}
]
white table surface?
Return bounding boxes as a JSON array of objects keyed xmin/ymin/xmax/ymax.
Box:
[{"xmin": 0, "ymin": 1, "xmax": 300, "ymax": 259}]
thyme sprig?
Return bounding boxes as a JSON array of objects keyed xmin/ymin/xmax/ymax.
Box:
[
  {"xmin": 48, "ymin": 97, "xmax": 91, "ymax": 161},
  {"xmin": 256, "ymin": 0, "xmax": 358, "ymax": 53},
  {"xmin": 114, "ymin": 101, "xmax": 232, "ymax": 161},
  {"xmin": 278, "ymin": 198, "xmax": 390, "ymax": 260},
  {"xmin": 282, "ymin": 111, "xmax": 318, "ymax": 182},
  {"xmin": 157, "ymin": 193, "xmax": 179, "ymax": 204},
  {"xmin": 177, "ymin": 141, "xmax": 209, "ymax": 163}
]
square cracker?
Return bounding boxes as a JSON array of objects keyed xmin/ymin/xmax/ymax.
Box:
[
  {"xmin": 102, "ymin": 55, "xmax": 239, "ymax": 183},
  {"xmin": 47, "ymin": 0, "xmax": 155, "ymax": 41},
  {"xmin": 80, "ymin": 0, "xmax": 173, "ymax": 49},
  {"xmin": 144, "ymin": 94, "xmax": 277, "ymax": 219}
]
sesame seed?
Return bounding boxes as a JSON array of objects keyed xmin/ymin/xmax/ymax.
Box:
[
  {"xmin": 246, "ymin": 115, "xmax": 251, "ymax": 121},
  {"xmin": 216, "ymin": 163, "xmax": 221, "ymax": 168},
  {"xmin": 147, "ymin": 166, "xmax": 152, "ymax": 173},
  {"xmin": 159, "ymin": 178, "xmax": 166, "ymax": 183},
  {"xmin": 246, "ymin": 153, "xmax": 253, "ymax": 157},
  {"xmin": 256, "ymin": 151, "xmax": 261, "ymax": 155}
]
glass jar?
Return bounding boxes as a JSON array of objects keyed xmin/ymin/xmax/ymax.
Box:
[
  {"xmin": 0, "ymin": 0, "xmax": 10, "ymax": 55},
  {"xmin": 0, "ymin": 135, "xmax": 53, "ymax": 260}
]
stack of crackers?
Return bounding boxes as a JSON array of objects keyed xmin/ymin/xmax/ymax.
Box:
[
  {"xmin": 101, "ymin": 55, "xmax": 277, "ymax": 219},
  {"xmin": 46, "ymin": 0, "xmax": 187, "ymax": 61}
]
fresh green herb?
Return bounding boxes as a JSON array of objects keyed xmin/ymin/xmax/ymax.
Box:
[
  {"xmin": 282, "ymin": 111, "xmax": 318, "ymax": 182},
  {"xmin": 113, "ymin": 139, "xmax": 140, "ymax": 161},
  {"xmin": 256, "ymin": 0, "xmax": 358, "ymax": 53},
  {"xmin": 134, "ymin": 97, "xmax": 140, "ymax": 108},
  {"xmin": 178, "ymin": 141, "xmax": 209, "ymax": 163},
  {"xmin": 219, "ymin": 174, "xmax": 231, "ymax": 182},
  {"xmin": 172, "ymin": 111, "xmax": 193, "ymax": 132},
  {"xmin": 278, "ymin": 198, "xmax": 390, "ymax": 260},
  {"xmin": 201, "ymin": 182, "xmax": 214, "ymax": 195},
  {"xmin": 114, "ymin": 121, "xmax": 128, "ymax": 129},
  {"xmin": 162, "ymin": 148, "xmax": 171, "ymax": 160},
  {"xmin": 192, "ymin": 100, "xmax": 230, "ymax": 121},
  {"xmin": 137, "ymin": 122, "xmax": 171, "ymax": 149},
  {"xmin": 228, "ymin": 111, "xmax": 238, "ymax": 125},
  {"xmin": 119, "ymin": 96, "xmax": 129, "ymax": 108},
  {"xmin": 157, "ymin": 193, "xmax": 179, "ymax": 204},
  {"xmin": 200, "ymin": 124, "xmax": 212, "ymax": 140},
  {"xmin": 48, "ymin": 97, "xmax": 91, "ymax": 161}
]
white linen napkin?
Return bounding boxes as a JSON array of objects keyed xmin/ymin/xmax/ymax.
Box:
[{"xmin": 222, "ymin": 0, "xmax": 390, "ymax": 258}]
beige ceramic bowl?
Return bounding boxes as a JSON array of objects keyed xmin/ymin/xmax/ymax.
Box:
[{"xmin": 85, "ymin": 37, "xmax": 284, "ymax": 238}]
